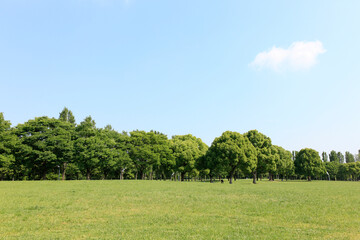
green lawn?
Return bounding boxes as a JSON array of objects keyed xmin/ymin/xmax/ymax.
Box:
[{"xmin": 0, "ymin": 180, "xmax": 359, "ymax": 239}]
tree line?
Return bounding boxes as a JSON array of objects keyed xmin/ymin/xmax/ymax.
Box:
[{"xmin": 0, "ymin": 108, "xmax": 359, "ymax": 183}]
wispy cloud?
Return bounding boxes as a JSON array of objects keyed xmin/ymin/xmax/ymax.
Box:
[{"xmin": 250, "ymin": 41, "xmax": 326, "ymax": 72}]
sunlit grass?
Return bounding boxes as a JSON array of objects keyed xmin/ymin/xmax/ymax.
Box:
[{"xmin": 0, "ymin": 180, "xmax": 359, "ymax": 239}]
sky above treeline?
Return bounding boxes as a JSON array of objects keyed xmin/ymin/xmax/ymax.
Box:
[{"xmin": 1, "ymin": 0, "xmax": 359, "ymax": 154}]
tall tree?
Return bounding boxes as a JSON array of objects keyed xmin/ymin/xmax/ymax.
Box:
[
  {"xmin": 345, "ymin": 151, "xmax": 355, "ymax": 163},
  {"xmin": 329, "ymin": 150, "xmax": 339, "ymax": 163},
  {"xmin": 347, "ymin": 162, "xmax": 360, "ymax": 181},
  {"xmin": 57, "ymin": 107, "xmax": 76, "ymax": 179},
  {"xmin": 100, "ymin": 126, "xmax": 132, "ymax": 180},
  {"xmin": 356, "ymin": 150, "xmax": 360, "ymax": 162},
  {"xmin": 96, "ymin": 127, "xmax": 119, "ymax": 179},
  {"xmin": 74, "ymin": 116, "xmax": 100, "ymax": 180},
  {"xmin": 0, "ymin": 113, "xmax": 18, "ymax": 180},
  {"xmin": 206, "ymin": 131, "xmax": 257, "ymax": 184},
  {"xmin": 15, "ymin": 117, "xmax": 73, "ymax": 180},
  {"xmin": 51, "ymin": 120, "xmax": 74, "ymax": 180},
  {"xmin": 128, "ymin": 130, "xmax": 168, "ymax": 180},
  {"xmin": 197, "ymin": 149, "xmax": 226, "ymax": 182},
  {"xmin": 59, "ymin": 107, "xmax": 75, "ymax": 124},
  {"xmin": 151, "ymin": 131, "xmax": 175, "ymax": 180},
  {"xmin": 273, "ymin": 145, "xmax": 294, "ymax": 180},
  {"xmin": 338, "ymin": 164, "xmax": 350, "ymax": 180},
  {"xmin": 195, "ymin": 154, "xmax": 212, "ymax": 181},
  {"xmin": 321, "ymin": 152, "xmax": 328, "ymax": 162},
  {"xmin": 325, "ymin": 161, "xmax": 339, "ymax": 180},
  {"xmin": 337, "ymin": 152, "xmax": 344, "ymax": 164},
  {"xmin": 245, "ymin": 130, "xmax": 276, "ymax": 182},
  {"xmin": 294, "ymin": 148, "xmax": 325, "ymax": 181},
  {"xmin": 171, "ymin": 134, "xmax": 208, "ymax": 181}
]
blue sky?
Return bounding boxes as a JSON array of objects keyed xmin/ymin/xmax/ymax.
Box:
[{"xmin": 1, "ymin": 0, "xmax": 359, "ymax": 155}]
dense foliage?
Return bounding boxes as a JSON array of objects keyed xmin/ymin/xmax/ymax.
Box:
[{"xmin": 0, "ymin": 109, "xmax": 359, "ymax": 182}]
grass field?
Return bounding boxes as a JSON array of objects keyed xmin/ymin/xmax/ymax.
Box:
[{"xmin": 1, "ymin": 180, "xmax": 360, "ymax": 239}]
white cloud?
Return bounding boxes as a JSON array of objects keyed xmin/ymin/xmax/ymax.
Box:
[{"xmin": 250, "ymin": 41, "xmax": 326, "ymax": 72}]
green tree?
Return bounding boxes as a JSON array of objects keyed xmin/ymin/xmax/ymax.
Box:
[
  {"xmin": 345, "ymin": 151, "xmax": 355, "ymax": 163},
  {"xmin": 151, "ymin": 132, "xmax": 175, "ymax": 180},
  {"xmin": 15, "ymin": 117, "xmax": 73, "ymax": 180},
  {"xmin": 273, "ymin": 145, "xmax": 294, "ymax": 180},
  {"xmin": 196, "ymin": 149, "xmax": 226, "ymax": 182},
  {"xmin": 56, "ymin": 108, "xmax": 76, "ymax": 180},
  {"xmin": 51, "ymin": 121, "xmax": 74, "ymax": 180},
  {"xmin": 59, "ymin": 107, "xmax": 75, "ymax": 124},
  {"xmin": 347, "ymin": 162, "xmax": 360, "ymax": 181},
  {"xmin": 294, "ymin": 148, "xmax": 325, "ymax": 181},
  {"xmin": 74, "ymin": 116, "xmax": 101, "ymax": 180},
  {"xmin": 338, "ymin": 163, "xmax": 350, "ymax": 180},
  {"xmin": 0, "ymin": 113, "xmax": 18, "ymax": 180},
  {"xmin": 321, "ymin": 152, "xmax": 328, "ymax": 162},
  {"xmin": 171, "ymin": 134, "xmax": 208, "ymax": 181},
  {"xmin": 356, "ymin": 150, "xmax": 360, "ymax": 162},
  {"xmin": 128, "ymin": 130, "xmax": 170, "ymax": 180},
  {"xmin": 100, "ymin": 126, "xmax": 132, "ymax": 180},
  {"xmin": 96, "ymin": 127, "xmax": 119, "ymax": 179},
  {"xmin": 329, "ymin": 150, "xmax": 339, "ymax": 163},
  {"xmin": 325, "ymin": 161, "xmax": 339, "ymax": 180},
  {"xmin": 337, "ymin": 152, "xmax": 344, "ymax": 164},
  {"xmin": 245, "ymin": 130, "xmax": 276, "ymax": 182},
  {"xmin": 195, "ymin": 154, "xmax": 211, "ymax": 181},
  {"xmin": 207, "ymin": 131, "xmax": 257, "ymax": 184}
]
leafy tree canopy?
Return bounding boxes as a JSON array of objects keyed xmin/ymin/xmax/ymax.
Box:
[
  {"xmin": 294, "ymin": 148, "xmax": 325, "ymax": 181},
  {"xmin": 245, "ymin": 130, "xmax": 276, "ymax": 181},
  {"xmin": 171, "ymin": 134, "xmax": 208, "ymax": 181},
  {"xmin": 207, "ymin": 131, "xmax": 257, "ymax": 184}
]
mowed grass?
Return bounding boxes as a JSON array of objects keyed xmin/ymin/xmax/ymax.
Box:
[{"xmin": 1, "ymin": 180, "xmax": 360, "ymax": 240}]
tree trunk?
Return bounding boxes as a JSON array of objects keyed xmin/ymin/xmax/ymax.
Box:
[
  {"xmin": 229, "ymin": 171, "xmax": 233, "ymax": 184},
  {"xmin": 307, "ymin": 176, "xmax": 311, "ymax": 181},
  {"xmin": 181, "ymin": 172, "xmax": 185, "ymax": 181},
  {"xmin": 86, "ymin": 170, "xmax": 91, "ymax": 180},
  {"xmin": 62, "ymin": 162, "xmax": 67, "ymax": 181},
  {"xmin": 269, "ymin": 173, "xmax": 274, "ymax": 181},
  {"xmin": 253, "ymin": 172, "xmax": 257, "ymax": 184}
]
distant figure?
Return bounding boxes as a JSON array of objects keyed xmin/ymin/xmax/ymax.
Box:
[{"xmin": 221, "ymin": 179, "xmax": 224, "ymax": 184}]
